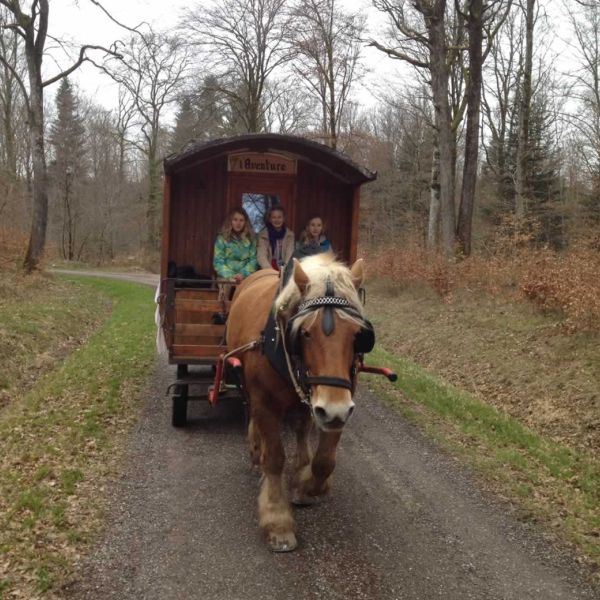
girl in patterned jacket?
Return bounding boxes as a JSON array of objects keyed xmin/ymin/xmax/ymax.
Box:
[{"xmin": 213, "ymin": 207, "xmax": 258, "ymax": 283}]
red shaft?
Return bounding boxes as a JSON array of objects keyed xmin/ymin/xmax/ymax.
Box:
[{"xmin": 358, "ymin": 364, "xmax": 398, "ymax": 382}]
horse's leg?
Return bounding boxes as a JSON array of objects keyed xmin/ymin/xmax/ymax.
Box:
[
  {"xmin": 290, "ymin": 407, "xmax": 317, "ymax": 506},
  {"xmin": 297, "ymin": 430, "xmax": 342, "ymax": 500},
  {"xmin": 255, "ymin": 405, "xmax": 297, "ymax": 552},
  {"xmin": 247, "ymin": 417, "xmax": 261, "ymax": 467}
]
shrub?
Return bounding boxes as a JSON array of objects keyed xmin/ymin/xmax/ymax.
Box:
[{"xmin": 364, "ymin": 237, "xmax": 600, "ymax": 331}]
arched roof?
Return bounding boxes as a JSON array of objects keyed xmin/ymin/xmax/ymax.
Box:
[{"xmin": 163, "ymin": 134, "xmax": 376, "ymax": 185}]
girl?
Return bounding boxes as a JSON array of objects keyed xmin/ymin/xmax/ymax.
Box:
[
  {"xmin": 213, "ymin": 207, "xmax": 258, "ymax": 283},
  {"xmin": 257, "ymin": 205, "xmax": 295, "ymax": 270},
  {"xmin": 297, "ymin": 215, "xmax": 332, "ymax": 256}
]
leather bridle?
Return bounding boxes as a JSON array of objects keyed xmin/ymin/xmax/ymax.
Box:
[{"xmin": 278, "ymin": 277, "xmax": 373, "ymax": 404}]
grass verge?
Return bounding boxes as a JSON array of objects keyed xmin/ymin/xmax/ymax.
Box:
[
  {"xmin": 0, "ymin": 273, "xmax": 110, "ymax": 408},
  {"xmin": 0, "ymin": 277, "xmax": 155, "ymax": 598},
  {"xmin": 364, "ymin": 345, "xmax": 600, "ymax": 575}
]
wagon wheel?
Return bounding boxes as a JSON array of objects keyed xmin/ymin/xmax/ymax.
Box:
[
  {"xmin": 172, "ymin": 365, "xmax": 189, "ymax": 428},
  {"xmin": 171, "ymin": 386, "xmax": 188, "ymax": 427}
]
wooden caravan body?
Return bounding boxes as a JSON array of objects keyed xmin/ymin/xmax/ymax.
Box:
[{"xmin": 159, "ymin": 134, "xmax": 376, "ymax": 366}]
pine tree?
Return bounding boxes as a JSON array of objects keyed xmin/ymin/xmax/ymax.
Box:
[
  {"xmin": 526, "ymin": 92, "xmax": 563, "ymax": 247},
  {"xmin": 171, "ymin": 95, "xmax": 198, "ymax": 153},
  {"xmin": 170, "ymin": 76, "xmax": 230, "ymax": 153},
  {"xmin": 50, "ymin": 78, "xmax": 87, "ymax": 260},
  {"xmin": 483, "ymin": 79, "xmax": 563, "ymax": 247}
]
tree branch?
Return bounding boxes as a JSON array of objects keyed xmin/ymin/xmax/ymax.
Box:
[
  {"xmin": 0, "ymin": 52, "xmax": 30, "ymax": 110},
  {"xmin": 368, "ymin": 39, "xmax": 429, "ymax": 69},
  {"xmin": 86, "ymin": 0, "xmax": 147, "ymax": 34},
  {"xmin": 42, "ymin": 43, "xmax": 122, "ymax": 87}
]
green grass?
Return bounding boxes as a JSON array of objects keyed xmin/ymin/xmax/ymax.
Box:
[
  {"xmin": 365, "ymin": 345, "xmax": 600, "ymax": 566},
  {"xmin": 0, "ymin": 273, "xmax": 109, "ymax": 405},
  {"xmin": 0, "ymin": 277, "xmax": 155, "ymax": 597}
]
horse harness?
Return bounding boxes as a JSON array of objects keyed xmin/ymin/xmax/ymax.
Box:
[{"xmin": 267, "ymin": 276, "xmax": 375, "ymax": 406}]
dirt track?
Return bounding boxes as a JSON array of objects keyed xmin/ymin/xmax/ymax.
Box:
[
  {"xmin": 63, "ymin": 358, "xmax": 598, "ymax": 600},
  {"xmin": 50, "ymin": 269, "xmax": 160, "ymax": 288},
  {"xmin": 58, "ymin": 270, "xmax": 598, "ymax": 599}
]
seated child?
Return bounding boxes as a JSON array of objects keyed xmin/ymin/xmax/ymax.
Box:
[
  {"xmin": 257, "ymin": 205, "xmax": 295, "ymax": 271},
  {"xmin": 213, "ymin": 208, "xmax": 258, "ymax": 301},
  {"xmin": 296, "ymin": 215, "xmax": 332, "ymax": 258}
]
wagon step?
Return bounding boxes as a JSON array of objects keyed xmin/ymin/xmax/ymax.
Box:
[{"xmin": 165, "ymin": 375, "xmax": 212, "ymax": 395}]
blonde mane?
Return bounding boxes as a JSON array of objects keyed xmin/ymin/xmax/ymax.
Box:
[{"xmin": 275, "ymin": 254, "xmax": 365, "ymax": 325}]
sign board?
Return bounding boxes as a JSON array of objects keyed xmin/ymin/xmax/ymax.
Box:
[{"xmin": 228, "ymin": 152, "xmax": 297, "ymax": 175}]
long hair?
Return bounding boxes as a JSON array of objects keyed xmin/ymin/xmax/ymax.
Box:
[
  {"xmin": 220, "ymin": 207, "xmax": 254, "ymax": 242},
  {"xmin": 299, "ymin": 215, "xmax": 327, "ymax": 244}
]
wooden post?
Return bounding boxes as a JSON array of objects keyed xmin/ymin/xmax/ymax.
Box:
[{"xmin": 349, "ymin": 186, "xmax": 361, "ymax": 263}]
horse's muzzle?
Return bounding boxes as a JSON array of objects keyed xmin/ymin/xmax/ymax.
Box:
[{"xmin": 312, "ymin": 399, "xmax": 355, "ymax": 431}]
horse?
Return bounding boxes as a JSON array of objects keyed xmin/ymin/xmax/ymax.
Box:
[{"xmin": 226, "ymin": 253, "xmax": 374, "ymax": 552}]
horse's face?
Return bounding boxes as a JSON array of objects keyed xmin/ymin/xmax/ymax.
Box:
[{"xmin": 299, "ymin": 312, "xmax": 360, "ymax": 432}]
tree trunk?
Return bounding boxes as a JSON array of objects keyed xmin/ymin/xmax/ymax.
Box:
[
  {"xmin": 146, "ymin": 137, "xmax": 160, "ymax": 252},
  {"xmin": 23, "ymin": 55, "xmax": 48, "ymax": 272},
  {"xmin": 328, "ymin": 63, "xmax": 337, "ymax": 149},
  {"xmin": 457, "ymin": 0, "xmax": 484, "ymax": 256},
  {"xmin": 427, "ymin": 0, "xmax": 455, "ymax": 256},
  {"xmin": 0, "ymin": 32, "xmax": 18, "ymax": 178},
  {"xmin": 515, "ymin": 0, "xmax": 534, "ymax": 220},
  {"xmin": 428, "ymin": 132, "xmax": 441, "ymax": 249}
]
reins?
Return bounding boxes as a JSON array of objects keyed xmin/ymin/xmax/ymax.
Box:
[{"xmin": 277, "ymin": 312, "xmax": 313, "ymax": 406}]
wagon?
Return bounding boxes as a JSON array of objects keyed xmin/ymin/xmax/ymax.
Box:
[{"xmin": 157, "ymin": 134, "xmax": 393, "ymax": 427}]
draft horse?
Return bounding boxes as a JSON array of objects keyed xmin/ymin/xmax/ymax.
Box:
[{"xmin": 226, "ymin": 254, "xmax": 374, "ymax": 552}]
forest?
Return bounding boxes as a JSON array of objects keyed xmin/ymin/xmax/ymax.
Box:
[
  {"xmin": 0, "ymin": 0, "xmax": 598, "ymax": 317},
  {"xmin": 2, "ymin": 4, "xmax": 600, "ymax": 593}
]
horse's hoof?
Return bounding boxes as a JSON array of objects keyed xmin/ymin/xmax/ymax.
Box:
[
  {"xmin": 268, "ymin": 532, "xmax": 297, "ymax": 553},
  {"xmin": 249, "ymin": 448, "xmax": 260, "ymax": 467},
  {"xmin": 291, "ymin": 491, "xmax": 319, "ymax": 507}
]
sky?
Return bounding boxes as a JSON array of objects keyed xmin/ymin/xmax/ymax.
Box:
[
  {"xmin": 45, "ymin": 0, "xmax": 406, "ymax": 119},
  {"xmin": 44, "ymin": 0, "xmax": 580, "ymax": 127}
]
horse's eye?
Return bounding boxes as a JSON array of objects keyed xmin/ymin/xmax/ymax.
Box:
[{"xmin": 301, "ymin": 329, "xmax": 310, "ymax": 339}]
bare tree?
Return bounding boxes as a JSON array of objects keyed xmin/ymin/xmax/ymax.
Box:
[
  {"xmin": 0, "ymin": 1, "xmax": 121, "ymax": 271},
  {"xmin": 481, "ymin": 9, "xmax": 521, "ymax": 209},
  {"xmin": 0, "ymin": 8, "xmax": 23, "ymax": 180},
  {"xmin": 264, "ymin": 80, "xmax": 318, "ymax": 133},
  {"xmin": 0, "ymin": 9, "xmax": 28, "ymax": 227},
  {"xmin": 514, "ymin": 0, "xmax": 535, "ymax": 220},
  {"xmin": 565, "ymin": 0, "xmax": 600, "ymax": 218},
  {"xmin": 184, "ymin": 0, "xmax": 292, "ymax": 133},
  {"xmin": 456, "ymin": 0, "xmax": 513, "ymax": 255},
  {"xmin": 362, "ymin": 92, "xmax": 434, "ymax": 244},
  {"xmin": 103, "ymin": 29, "xmax": 190, "ymax": 251},
  {"xmin": 288, "ymin": 0, "xmax": 365, "ymax": 149},
  {"xmin": 371, "ymin": 0, "xmax": 457, "ymax": 254}
]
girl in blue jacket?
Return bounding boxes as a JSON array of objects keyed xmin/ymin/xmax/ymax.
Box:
[{"xmin": 296, "ymin": 215, "xmax": 332, "ymax": 256}]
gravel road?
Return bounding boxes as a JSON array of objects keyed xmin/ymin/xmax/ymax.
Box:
[
  {"xmin": 64, "ymin": 358, "xmax": 599, "ymax": 600},
  {"xmin": 59, "ymin": 270, "xmax": 598, "ymax": 600}
]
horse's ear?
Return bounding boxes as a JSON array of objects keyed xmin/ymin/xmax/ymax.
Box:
[
  {"xmin": 350, "ymin": 259, "xmax": 365, "ymax": 289},
  {"xmin": 293, "ymin": 258, "xmax": 309, "ymax": 292}
]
